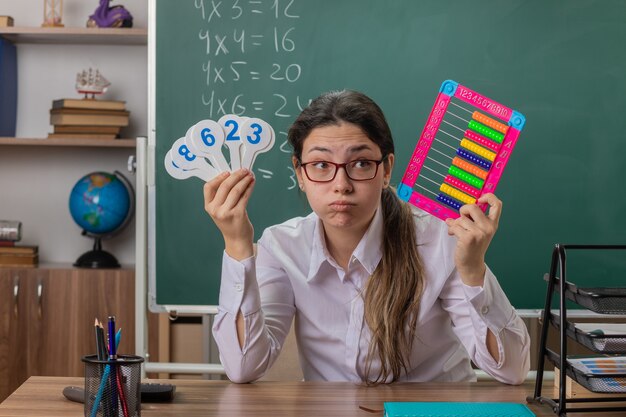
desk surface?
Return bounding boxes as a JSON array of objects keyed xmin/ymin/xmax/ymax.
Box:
[{"xmin": 0, "ymin": 376, "xmax": 624, "ymax": 417}]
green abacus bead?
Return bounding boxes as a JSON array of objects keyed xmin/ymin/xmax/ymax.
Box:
[
  {"xmin": 468, "ymin": 120, "xmax": 504, "ymax": 143},
  {"xmin": 449, "ymin": 166, "xmax": 485, "ymax": 189}
]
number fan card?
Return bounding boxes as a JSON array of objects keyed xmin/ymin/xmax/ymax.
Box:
[{"xmin": 398, "ymin": 80, "xmax": 526, "ymax": 221}]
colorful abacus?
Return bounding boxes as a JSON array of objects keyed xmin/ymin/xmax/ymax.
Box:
[{"xmin": 398, "ymin": 80, "xmax": 526, "ymax": 221}]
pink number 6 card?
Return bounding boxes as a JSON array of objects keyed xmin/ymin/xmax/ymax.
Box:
[{"xmin": 398, "ymin": 80, "xmax": 526, "ymax": 221}]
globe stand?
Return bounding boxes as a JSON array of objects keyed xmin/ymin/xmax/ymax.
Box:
[{"xmin": 74, "ymin": 236, "xmax": 120, "ymax": 269}]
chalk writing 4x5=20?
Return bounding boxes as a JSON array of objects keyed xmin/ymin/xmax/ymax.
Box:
[{"xmin": 202, "ymin": 61, "xmax": 302, "ymax": 85}]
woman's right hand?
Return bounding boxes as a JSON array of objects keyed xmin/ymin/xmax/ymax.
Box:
[{"xmin": 203, "ymin": 169, "xmax": 256, "ymax": 260}]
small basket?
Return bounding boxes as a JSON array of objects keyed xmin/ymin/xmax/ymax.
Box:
[
  {"xmin": 550, "ymin": 315, "xmax": 626, "ymax": 354},
  {"xmin": 547, "ymin": 350, "xmax": 626, "ymax": 394},
  {"xmin": 82, "ymin": 354, "xmax": 144, "ymax": 417},
  {"xmin": 567, "ymin": 365, "xmax": 626, "ymax": 394},
  {"xmin": 564, "ymin": 282, "xmax": 626, "ymax": 314}
]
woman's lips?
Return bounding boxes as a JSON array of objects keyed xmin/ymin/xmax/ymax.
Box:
[{"xmin": 329, "ymin": 201, "xmax": 355, "ymax": 211}]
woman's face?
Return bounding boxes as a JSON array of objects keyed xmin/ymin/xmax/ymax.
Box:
[{"xmin": 293, "ymin": 122, "xmax": 394, "ymax": 236}]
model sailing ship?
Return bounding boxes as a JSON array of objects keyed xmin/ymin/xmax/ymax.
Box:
[{"xmin": 75, "ymin": 68, "xmax": 111, "ymax": 98}]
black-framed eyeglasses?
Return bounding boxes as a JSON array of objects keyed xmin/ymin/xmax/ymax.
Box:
[{"xmin": 299, "ymin": 157, "xmax": 386, "ymax": 183}]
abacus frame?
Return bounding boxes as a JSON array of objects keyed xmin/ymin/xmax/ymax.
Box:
[{"xmin": 398, "ymin": 80, "xmax": 525, "ymax": 221}]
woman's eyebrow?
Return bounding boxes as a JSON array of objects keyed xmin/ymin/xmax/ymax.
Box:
[
  {"xmin": 347, "ymin": 144, "xmax": 374, "ymax": 154},
  {"xmin": 305, "ymin": 146, "xmax": 331, "ymax": 154},
  {"xmin": 305, "ymin": 144, "xmax": 375, "ymax": 155}
]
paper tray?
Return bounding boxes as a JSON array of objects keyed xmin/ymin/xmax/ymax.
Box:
[
  {"xmin": 547, "ymin": 350, "xmax": 626, "ymax": 394},
  {"xmin": 550, "ymin": 315, "xmax": 626, "ymax": 354},
  {"xmin": 563, "ymin": 282, "xmax": 626, "ymax": 314}
]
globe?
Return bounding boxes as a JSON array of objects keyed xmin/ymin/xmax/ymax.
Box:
[{"xmin": 69, "ymin": 171, "xmax": 134, "ymax": 268}]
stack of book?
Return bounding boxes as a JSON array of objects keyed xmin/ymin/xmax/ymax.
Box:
[
  {"xmin": 0, "ymin": 16, "xmax": 14, "ymax": 27},
  {"xmin": 0, "ymin": 245, "xmax": 38, "ymax": 267},
  {"xmin": 48, "ymin": 98, "xmax": 130, "ymax": 140}
]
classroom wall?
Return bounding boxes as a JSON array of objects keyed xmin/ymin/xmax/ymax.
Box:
[{"xmin": 0, "ymin": 0, "xmax": 148, "ymax": 264}]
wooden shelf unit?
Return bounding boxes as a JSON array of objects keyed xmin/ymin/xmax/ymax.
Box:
[{"xmin": 0, "ymin": 18, "xmax": 152, "ymax": 406}]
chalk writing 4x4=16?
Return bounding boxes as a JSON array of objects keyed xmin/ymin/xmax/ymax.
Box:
[{"xmin": 198, "ymin": 27, "xmax": 297, "ymax": 55}]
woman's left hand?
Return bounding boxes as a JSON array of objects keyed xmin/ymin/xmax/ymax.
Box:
[{"xmin": 445, "ymin": 193, "xmax": 502, "ymax": 287}]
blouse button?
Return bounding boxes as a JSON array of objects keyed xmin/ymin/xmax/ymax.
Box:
[
  {"xmin": 481, "ymin": 305, "xmax": 489, "ymax": 315},
  {"xmin": 234, "ymin": 284, "xmax": 243, "ymax": 292}
]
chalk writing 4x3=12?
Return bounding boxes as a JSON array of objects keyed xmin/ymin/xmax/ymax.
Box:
[{"xmin": 194, "ymin": 0, "xmax": 300, "ymax": 21}]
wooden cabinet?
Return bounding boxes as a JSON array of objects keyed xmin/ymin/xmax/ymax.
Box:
[{"xmin": 0, "ymin": 265, "xmax": 134, "ymax": 402}]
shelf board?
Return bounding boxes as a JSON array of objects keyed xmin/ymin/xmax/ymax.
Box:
[
  {"xmin": 0, "ymin": 27, "xmax": 147, "ymax": 45},
  {"xmin": 0, "ymin": 137, "xmax": 136, "ymax": 148},
  {"xmin": 0, "ymin": 263, "xmax": 135, "ymax": 271}
]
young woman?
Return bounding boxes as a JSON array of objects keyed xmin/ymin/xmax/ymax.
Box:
[{"xmin": 204, "ymin": 90, "xmax": 530, "ymax": 384}]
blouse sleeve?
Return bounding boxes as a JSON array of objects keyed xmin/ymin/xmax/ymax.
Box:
[
  {"xmin": 437, "ymin": 228, "xmax": 531, "ymax": 385},
  {"xmin": 212, "ymin": 235, "xmax": 296, "ymax": 383}
]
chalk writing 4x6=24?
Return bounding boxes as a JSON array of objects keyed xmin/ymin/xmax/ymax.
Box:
[{"xmin": 201, "ymin": 91, "xmax": 312, "ymax": 119}]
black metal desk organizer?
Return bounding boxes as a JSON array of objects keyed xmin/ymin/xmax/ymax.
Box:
[{"xmin": 528, "ymin": 244, "xmax": 626, "ymax": 416}]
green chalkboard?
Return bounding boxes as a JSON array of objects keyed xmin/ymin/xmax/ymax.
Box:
[{"xmin": 152, "ymin": 0, "xmax": 626, "ymax": 310}]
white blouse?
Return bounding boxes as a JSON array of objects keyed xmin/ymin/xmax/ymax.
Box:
[{"xmin": 212, "ymin": 206, "xmax": 530, "ymax": 384}]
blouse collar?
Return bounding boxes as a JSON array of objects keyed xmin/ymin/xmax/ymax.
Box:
[{"xmin": 307, "ymin": 205, "xmax": 384, "ymax": 282}]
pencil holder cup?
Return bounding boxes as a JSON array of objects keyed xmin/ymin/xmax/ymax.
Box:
[{"xmin": 82, "ymin": 354, "xmax": 144, "ymax": 417}]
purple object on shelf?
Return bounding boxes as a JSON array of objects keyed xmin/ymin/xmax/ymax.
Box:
[{"xmin": 87, "ymin": 0, "xmax": 133, "ymax": 28}]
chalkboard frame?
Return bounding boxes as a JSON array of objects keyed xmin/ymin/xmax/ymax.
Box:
[{"xmin": 148, "ymin": 0, "xmax": 626, "ymax": 313}]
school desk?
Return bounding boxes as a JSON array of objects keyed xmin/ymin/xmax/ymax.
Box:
[{"xmin": 2, "ymin": 376, "xmax": 626, "ymax": 417}]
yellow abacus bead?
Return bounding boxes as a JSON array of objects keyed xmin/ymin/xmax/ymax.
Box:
[
  {"xmin": 461, "ymin": 139, "xmax": 496, "ymax": 162},
  {"xmin": 440, "ymin": 183, "xmax": 476, "ymax": 205}
]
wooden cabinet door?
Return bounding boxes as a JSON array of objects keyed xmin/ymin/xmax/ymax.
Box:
[
  {"xmin": 28, "ymin": 267, "xmax": 135, "ymax": 377},
  {"xmin": 0, "ymin": 268, "xmax": 36, "ymax": 402},
  {"xmin": 0, "ymin": 269, "xmax": 17, "ymax": 401},
  {"xmin": 19, "ymin": 269, "xmax": 50, "ymax": 383}
]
